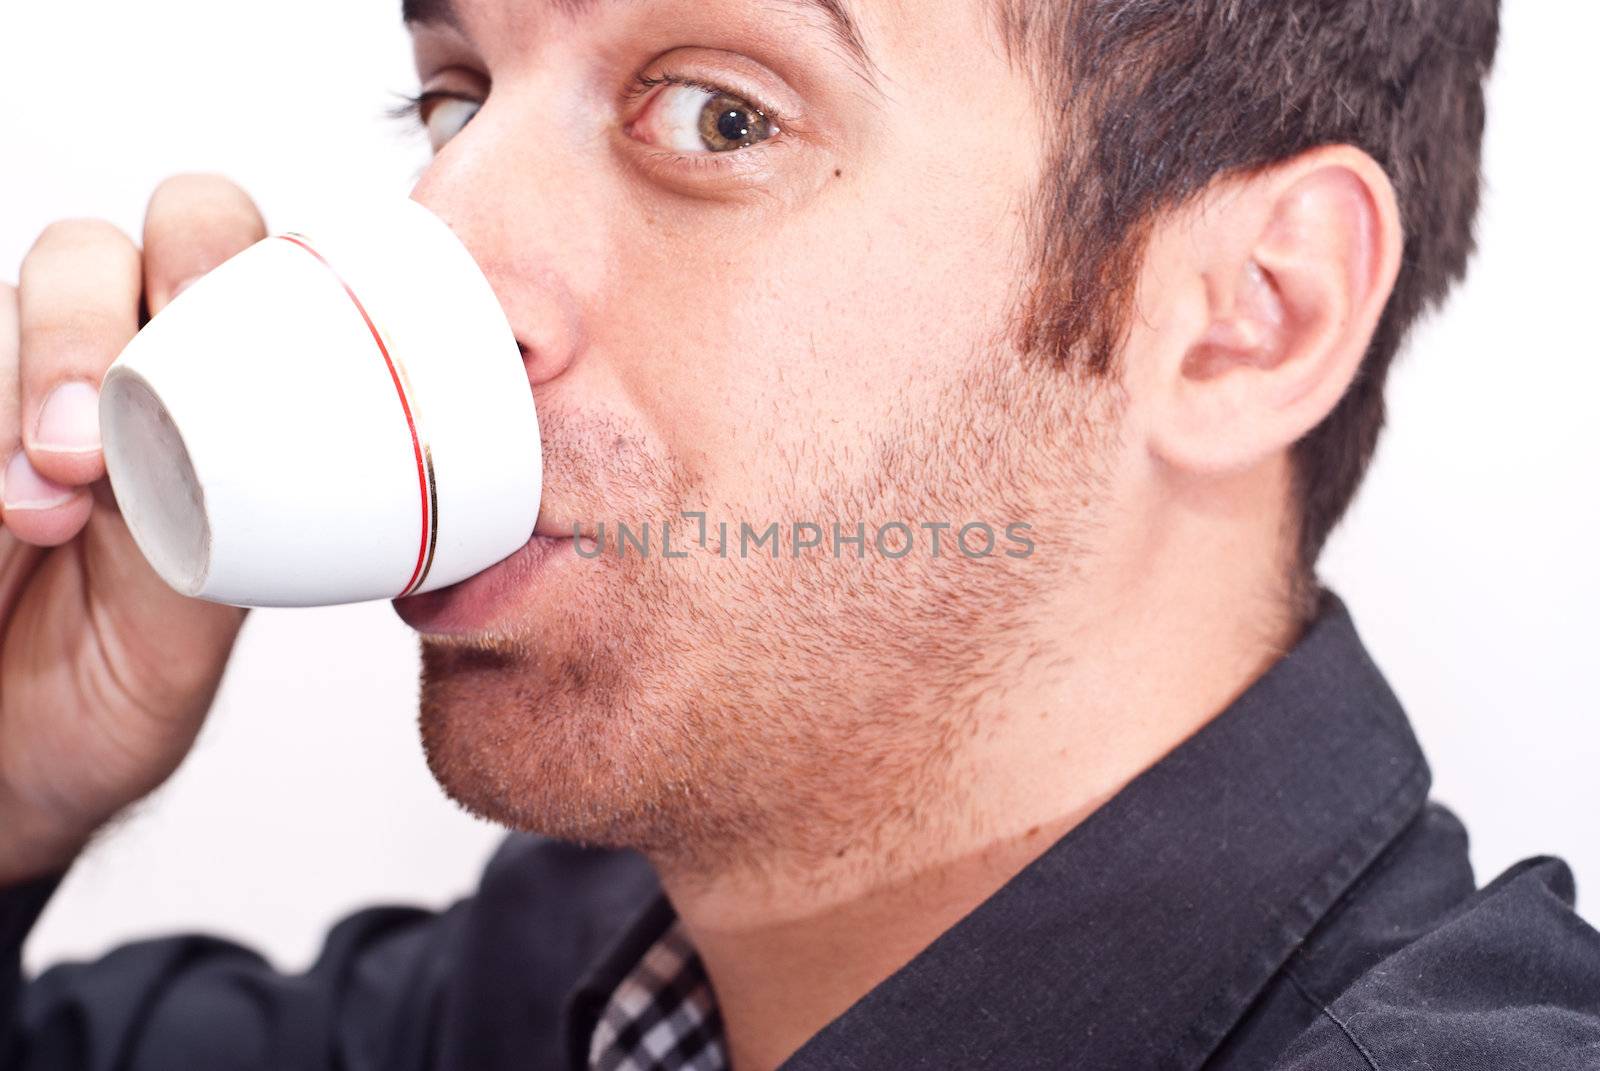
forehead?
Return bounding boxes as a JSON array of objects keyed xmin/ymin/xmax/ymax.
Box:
[
  {"xmin": 406, "ymin": 0, "xmax": 869, "ymax": 60},
  {"xmin": 402, "ymin": 0, "xmax": 1004, "ymax": 88}
]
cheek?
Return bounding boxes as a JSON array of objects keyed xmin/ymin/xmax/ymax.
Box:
[{"xmin": 586, "ymin": 185, "xmax": 1030, "ymax": 516}]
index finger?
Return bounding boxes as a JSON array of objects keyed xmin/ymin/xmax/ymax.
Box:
[
  {"xmin": 16, "ymin": 220, "xmax": 142, "ymax": 488},
  {"xmin": 142, "ymin": 174, "xmax": 268, "ymax": 316}
]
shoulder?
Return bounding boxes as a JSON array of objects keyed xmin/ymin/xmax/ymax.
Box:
[{"xmin": 1276, "ymin": 852, "xmax": 1600, "ymax": 1068}]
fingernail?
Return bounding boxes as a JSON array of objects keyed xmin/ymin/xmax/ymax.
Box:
[
  {"xmin": 2, "ymin": 451, "xmax": 76, "ymax": 511},
  {"xmin": 33, "ymin": 380, "xmax": 102, "ymax": 454}
]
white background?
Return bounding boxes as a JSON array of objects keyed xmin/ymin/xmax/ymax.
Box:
[{"xmin": 2, "ymin": 2, "xmax": 1596, "ymax": 975}]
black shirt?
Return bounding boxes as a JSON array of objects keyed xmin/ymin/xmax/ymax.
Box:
[{"xmin": 4, "ymin": 587, "xmax": 1599, "ymax": 1069}]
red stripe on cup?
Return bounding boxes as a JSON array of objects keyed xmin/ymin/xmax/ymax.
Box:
[{"xmin": 275, "ymin": 233, "xmax": 434, "ymax": 598}]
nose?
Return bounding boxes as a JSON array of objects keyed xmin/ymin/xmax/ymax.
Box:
[{"xmin": 409, "ymin": 156, "xmax": 587, "ymax": 388}]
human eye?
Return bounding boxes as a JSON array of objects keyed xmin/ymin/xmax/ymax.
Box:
[
  {"xmin": 623, "ymin": 74, "xmax": 781, "ymax": 155},
  {"xmin": 392, "ymin": 90, "xmax": 483, "ymax": 154}
]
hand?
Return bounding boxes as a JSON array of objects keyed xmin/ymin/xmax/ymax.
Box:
[{"xmin": 0, "ymin": 176, "xmax": 268, "ymax": 885}]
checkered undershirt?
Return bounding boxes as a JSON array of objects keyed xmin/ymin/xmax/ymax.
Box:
[{"xmin": 587, "ymin": 916, "xmax": 729, "ymax": 1071}]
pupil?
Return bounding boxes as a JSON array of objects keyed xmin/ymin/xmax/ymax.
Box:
[{"xmin": 717, "ymin": 108, "xmax": 751, "ymax": 143}]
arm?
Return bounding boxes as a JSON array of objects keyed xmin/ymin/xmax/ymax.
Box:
[
  {"xmin": 0, "ymin": 177, "xmax": 472, "ymax": 1070},
  {"xmin": 2, "ymin": 863, "xmax": 464, "ymax": 1071}
]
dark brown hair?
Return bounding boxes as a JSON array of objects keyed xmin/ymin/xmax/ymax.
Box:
[{"xmin": 997, "ymin": 1, "xmax": 1500, "ymax": 610}]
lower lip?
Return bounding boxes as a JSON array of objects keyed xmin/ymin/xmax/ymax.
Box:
[{"xmin": 392, "ymin": 533, "xmax": 576, "ymax": 635}]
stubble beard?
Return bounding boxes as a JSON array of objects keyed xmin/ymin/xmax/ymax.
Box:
[{"xmin": 416, "ymin": 331, "xmax": 1123, "ymax": 882}]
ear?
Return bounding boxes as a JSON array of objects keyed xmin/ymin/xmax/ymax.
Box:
[{"xmin": 1141, "ymin": 146, "xmax": 1403, "ymax": 477}]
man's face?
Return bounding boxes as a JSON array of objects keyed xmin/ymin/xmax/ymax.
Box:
[{"xmin": 393, "ymin": 0, "xmax": 1124, "ymax": 862}]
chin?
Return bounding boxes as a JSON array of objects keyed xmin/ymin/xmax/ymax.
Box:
[{"xmin": 411, "ymin": 576, "xmax": 732, "ymax": 858}]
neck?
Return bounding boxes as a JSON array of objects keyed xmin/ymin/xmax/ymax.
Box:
[{"xmin": 650, "ymin": 465, "xmax": 1306, "ymax": 1071}]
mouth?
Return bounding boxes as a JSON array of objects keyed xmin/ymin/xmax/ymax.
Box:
[{"xmin": 391, "ymin": 525, "xmax": 580, "ymax": 637}]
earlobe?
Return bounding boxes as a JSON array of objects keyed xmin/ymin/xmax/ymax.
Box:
[{"xmin": 1149, "ymin": 147, "xmax": 1402, "ymax": 477}]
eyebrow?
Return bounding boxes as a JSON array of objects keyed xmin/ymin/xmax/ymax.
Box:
[{"xmin": 401, "ymin": 0, "xmax": 881, "ymax": 91}]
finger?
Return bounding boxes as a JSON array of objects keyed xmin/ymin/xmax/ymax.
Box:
[
  {"xmin": 143, "ymin": 173, "xmax": 267, "ymax": 316},
  {"xmin": 0, "ymin": 281, "xmax": 17, "ymax": 458},
  {"xmin": 0, "ymin": 281, "xmax": 93, "ymax": 543},
  {"xmin": 16, "ymin": 219, "xmax": 142, "ymax": 488}
]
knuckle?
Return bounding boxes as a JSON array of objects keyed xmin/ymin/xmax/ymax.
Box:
[
  {"xmin": 148, "ymin": 172, "xmax": 259, "ymax": 225},
  {"xmin": 21, "ymin": 315, "xmax": 123, "ymax": 366},
  {"xmin": 150, "ymin": 171, "xmax": 230, "ymax": 201},
  {"xmin": 20, "ymin": 222, "xmax": 141, "ymax": 305},
  {"xmin": 144, "ymin": 176, "xmax": 265, "ymax": 282},
  {"xmin": 27, "ymin": 218, "xmax": 135, "ymax": 262}
]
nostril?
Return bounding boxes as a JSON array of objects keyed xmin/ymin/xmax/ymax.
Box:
[
  {"xmin": 516, "ymin": 340, "xmax": 540, "ymax": 379},
  {"xmin": 483, "ymin": 268, "xmax": 586, "ymax": 386},
  {"xmin": 514, "ymin": 298, "xmax": 585, "ymax": 386}
]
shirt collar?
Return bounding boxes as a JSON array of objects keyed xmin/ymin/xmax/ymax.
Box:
[{"xmin": 566, "ymin": 587, "xmax": 1431, "ymax": 1069}]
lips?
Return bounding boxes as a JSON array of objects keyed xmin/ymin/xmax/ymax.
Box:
[
  {"xmin": 393, "ymin": 330, "xmax": 584, "ymax": 635},
  {"xmin": 391, "ymin": 526, "xmax": 578, "ymax": 636}
]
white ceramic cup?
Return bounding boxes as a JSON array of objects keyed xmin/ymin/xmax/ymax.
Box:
[{"xmin": 98, "ymin": 198, "xmax": 542, "ymax": 608}]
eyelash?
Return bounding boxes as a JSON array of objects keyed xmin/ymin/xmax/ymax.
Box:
[
  {"xmin": 389, "ymin": 72, "xmax": 787, "ymax": 160},
  {"xmin": 386, "ymin": 89, "xmax": 475, "ymax": 128}
]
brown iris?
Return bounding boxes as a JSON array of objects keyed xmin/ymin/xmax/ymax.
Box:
[{"xmin": 697, "ymin": 93, "xmax": 775, "ymax": 152}]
